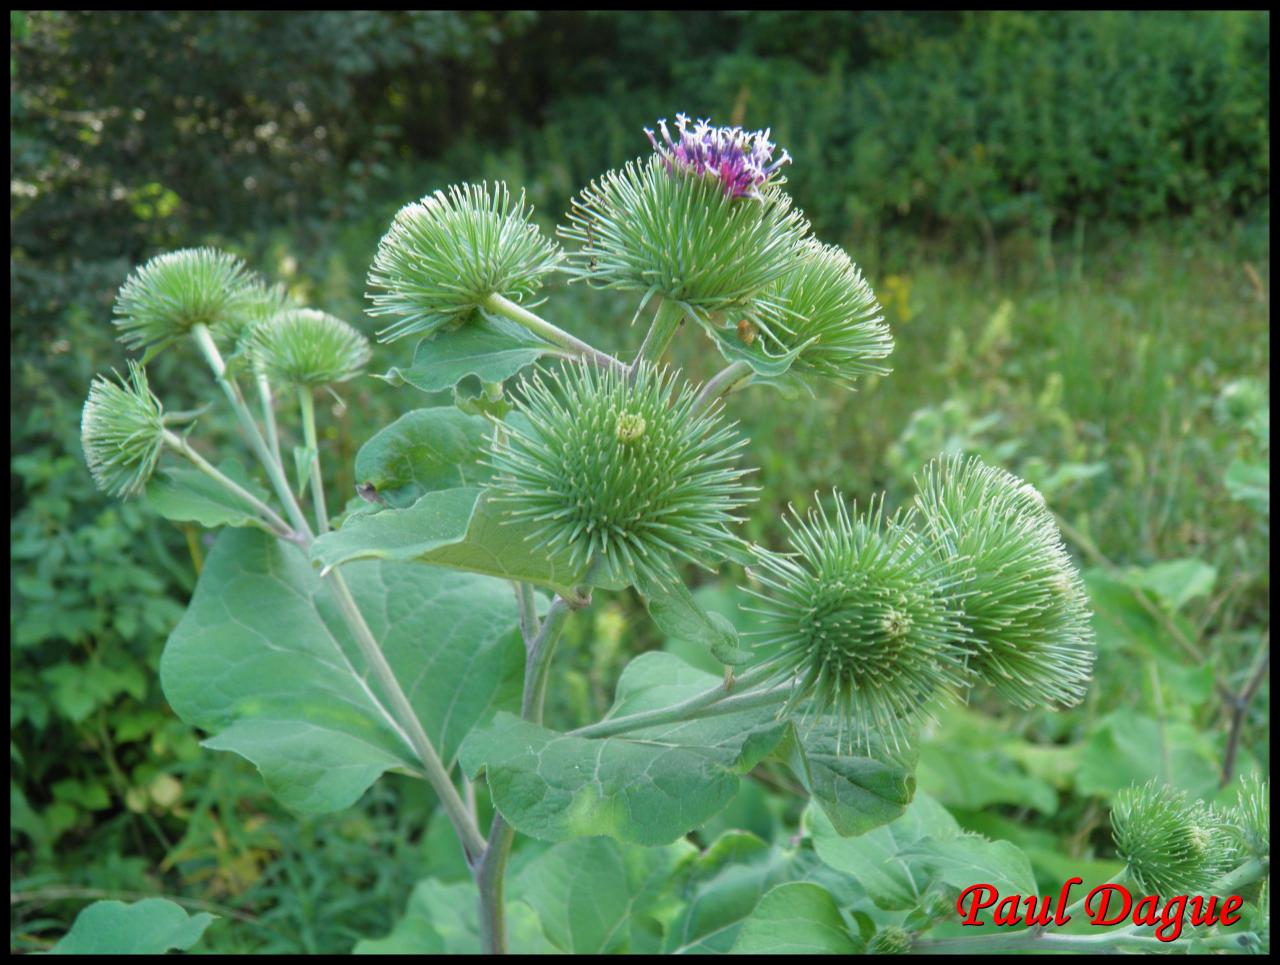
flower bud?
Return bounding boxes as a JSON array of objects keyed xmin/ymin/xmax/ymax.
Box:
[
  {"xmin": 366, "ymin": 182, "xmax": 562, "ymax": 343},
  {"xmin": 559, "ymin": 119, "xmax": 808, "ymax": 324},
  {"xmin": 113, "ymin": 247, "xmax": 255, "ymax": 351},
  {"xmin": 228, "ymin": 277, "xmax": 291, "ymax": 352},
  {"xmin": 81, "ymin": 361, "xmax": 166, "ymax": 498},
  {"xmin": 911, "ymin": 455, "xmax": 1095, "ymax": 709},
  {"xmin": 1224, "ymin": 774, "xmax": 1269, "ymax": 859},
  {"xmin": 1112, "ymin": 781, "xmax": 1235, "ymax": 895},
  {"xmin": 644, "ymin": 113, "xmax": 792, "ymax": 200},
  {"xmin": 485, "ymin": 361, "xmax": 755, "ymax": 585},
  {"xmin": 248, "ymin": 308, "xmax": 371, "ymax": 387},
  {"xmin": 748, "ymin": 494, "xmax": 969, "ymax": 748},
  {"xmin": 752, "ymin": 239, "xmax": 893, "ymax": 387},
  {"xmin": 867, "ymin": 926, "xmax": 913, "ymax": 955}
]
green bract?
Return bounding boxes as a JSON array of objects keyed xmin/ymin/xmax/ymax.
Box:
[
  {"xmin": 1112, "ymin": 781, "xmax": 1235, "ymax": 895},
  {"xmin": 867, "ymin": 926, "xmax": 913, "ymax": 955},
  {"xmin": 366, "ymin": 182, "xmax": 562, "ymax": 343},
  {"xmin": 80, "ymin": 361, "xmax": 166, "ymax": 499},
  {"xmin": 113, "ymin": 247, "xmax": 255, "ymax": 351},
  {"xmin": 559, "ymin": 155, "xmax": 809, "ymax": 325},
  {"xmin": 750, "ymin": 239, "xmax": 893, "ymax": 387},
  {"xmin": 911, "ymin": 455, "xmax": 1095, "ymax": 709},
  {"xmin": 229, "ymin": 277, "xmax": 292, "ymax": 350},
  {"xmin": 484, "ymin": 360, "xmax": 755, "ymax": 585},
  {"xmin": 748, "ymin": 494, "xmax": 968, "ymax": 749},
  {"xmin": 248, "ymin": 308, "xmax": 371, "ymax": 387},
  {"xmin": 1225, "ymin": 774, "xmax": 1269, "ymax": 859}
]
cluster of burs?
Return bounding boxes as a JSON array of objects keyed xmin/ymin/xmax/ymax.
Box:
[
  {"xmin": 82, "ymin": 111, "xmax": 1267, "ymax": 901},
  {"xmin": 84, "ymin": 113, "xmax": 1096, "ymax": 750}
]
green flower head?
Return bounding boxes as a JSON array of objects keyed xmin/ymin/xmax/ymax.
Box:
[
  {"xmin": 748, "ymin": 493, "xmax": 969, "ymax": 749},
  {"xmin": 867, "ymin": 926, "xmax": 913, "ymax": 955},
  {"xmin": 366, "ymin": 182, "xmax": 562, "ymax": 343},
  {"xmin": 559, "ymin": 153, "xmax": 809, "ymax": 325},
  {"xmin": 1223, "ymin": 774, "xmax": 1269, "ymax": 860},
  {"xmin": 911, "ymin": 455, "xmax": 1095, "ymax": 710},
  {"xmin": 1112, "ymin": 781, "xmax": 1235, "ymax": 896},
  {"xmin": 248, "ymin": 308, "xmax": 371, "ymax": 387},
  {"xmin": 748, "ymin": 238, "xmax": 893, "ymax": 388},
  {"xmin": 113, "ymin": 247, "xmax": 255, "ymax": 351},
  {"xmin": 81, "ymin": 361, "xmax": 166, "ymax": 499},
  {"xmin": 484, "ymin": 361, "xmax": 756, "ymax": 585},
  {"xmin": 228, "ymin": 277, "xmax": 292, "ymax": 352}
]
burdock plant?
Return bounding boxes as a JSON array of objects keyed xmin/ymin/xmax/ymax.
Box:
[
  {"xmin": 74, "ymin": 112, "xmax": 1252, "ymax": 962},
  {"xmin": 485, "ymin": 360, "xmax": 754, "ymax": 586},
  {"xmin": 1112, "ymin": 781, "xmax": 1237, "ymax": 896},
  {"xmin": 910, "ymin": 454, "xmax": 1095, "ymax": 709},
  {"xmin": 748, "ymin": 494, "xmax": 968, "ymax": 748}
]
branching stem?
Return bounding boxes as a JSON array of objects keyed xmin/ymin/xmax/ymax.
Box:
[
  {"xmin": 161, "ymin": 429, "xmax": 295, "ymax": 541},
  {"xmin": 297, "ymin": 386, "xmax": 330, "ymax": 533},
  {"xmin": 569, "ymin": 663, "xmax": 782, "ymax": 739},
  {"xmin": 631, "ymin": 297, "xmax": 685, "ymax": 373},
  {"xmin": 483, "ymin": 293, "xmax": 624, "ymax": 372},
  {"xmin": 477, "ymin": 594, "xmax": 577, "ymax": 954},
  {"xmin": 190, "ymin": 324, "xmax": 313, "ymax": 538},
  {"xmin": 691, "ymin": 359, "xmax": 755, "ymax": 416},
  {"xmin": 189, "ymin": 322, "xmax": 485, "ymax": 864}
]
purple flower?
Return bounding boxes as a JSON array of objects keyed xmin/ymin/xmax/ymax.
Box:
[{"xmin": 644, "ymin": 114, "xmax": 792, "ymax": 199}]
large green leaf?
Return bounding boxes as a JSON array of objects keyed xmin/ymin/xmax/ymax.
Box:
[
  {"xmin": 161, "ymin": 528, "xmax": 522, "ymax": 812},
  {"xmin": 808, "ymin": 791, "xmax": 959, "ymax": 911},
  {"xmin": 1224, "ymin": 458, "xmax": 1269, "ymax": 515},
  {"xmin": 731, "ymin": 882, "xmax": 863, "ymax": 954},
  {"xmin": 311, "ymin": 488, "xmax": 595, "ymax": 597},
  {"xmin": 1076, "ymin": 707, "xmax": 1220, "ymax": 800},
  {"xmin": 635, "ymin": 570, "xmax": 751, "ymax": 666},
  {"xmin": 353, "ymin": 878, "xmax": 553, "ymax": 954},
  {"xmin": 916, "ymin": 703, "xmax": 1059, "ymax": 815},
  {"xmin": 1128, "ymin": 558, "xmax": 1217, "ymax": 613},
  {"xmin": 380, "ymin": 318, "xmax": 561, "ymax": 394},
  {"xmin": 460, "ymin": 652, "xmax": 915, "ymax": 845},
  {"xmin": 788, "ymin": 716, "xmax": 918, "ymax": 838},
  {"xmin": 511, "ymin": 836, "xmax": 696, "ymax": 954},
  {"xmin": 660, "ymin": 831, "xmax": 800, "ymax": 954},
  {"xmin": 50, "ymin": 898, "xmax": 215, "ymax": 954},
  {"xmin": 353, "ymin": 406, "xmax": 492, "ymax": 504},
  {"xmin": 811, "ymin": 787, "xmax": 1041, "ymax": 918},
  {"xmin": 900, "ymin": 834, "xmax": 1037, "ymax": 899},
  {"xmin": 145, "ymin": 458, "xmax": 273, "ymax": 530}
]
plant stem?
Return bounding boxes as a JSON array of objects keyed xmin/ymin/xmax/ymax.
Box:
[
  {"xmin": 1221, "ymin": 629, "xmax": 1269, "ymax": 786},
  {"xmin": 190, "ymin": 324, "xmax": 313, "ymax": 539},
  {"xmin": 691, "ymin": 359, "xmax": 754, "ymax": 416},
  {"xmin": 190, "ymin": 322, "xmax": 486, "ymax": 864},
  {"xmin": 257, "ymin": 372, "xmax": 284, "ymax": 470},
  {"xmin": 297, "ymin": 386, "xmax": 329, "ymax": 534},
  {"xmin": 161, "ymin": 429, "xmax": 295, "ymax": 540},
  {"xmin": 324, "ymin": 571, "xmax": 486, "ymax": 860},
  {"xmin": 632, "ymin": 297, "xmax": 685, "ymax": 372},
  {"xmin": 477, "ymin": 595, "xmax": 577, "ymax": 954},
  {"xmin": 514, "ymin": 581, "xmax": 539, "ymax": 647},
  {"xmin": 569, "ymin": 663, "xmax": 782, "ymax": 739},
  {"xmin": 482, "ymin": 293, "xmax": 624, "ymax": 372}
]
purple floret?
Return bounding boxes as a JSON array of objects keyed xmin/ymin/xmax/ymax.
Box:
[{"xmin": 644, "ymin": 113, "xmax": 791, "ymax": 199}]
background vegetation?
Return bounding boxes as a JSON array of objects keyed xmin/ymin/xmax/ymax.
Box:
[{"xmin": 10, "ymin": 10, "xmax": 1269, "ymax": 952}]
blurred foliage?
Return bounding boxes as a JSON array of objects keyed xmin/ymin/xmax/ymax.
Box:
[{"xmin": 10, "ymin": 9, "xmax": 1270, "ymax": 953}]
